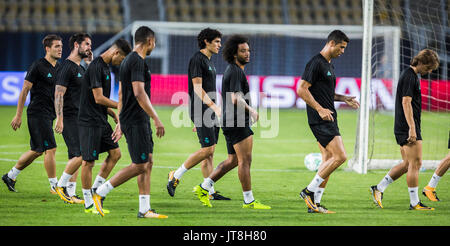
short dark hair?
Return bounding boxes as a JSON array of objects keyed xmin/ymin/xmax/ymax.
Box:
[
  {"xmin": 113, "ymin": 38, "xmax": 132, "ymax": 55},
  {"xmin": 197, "ymin": 28, "xmax": 222, "ymax": 49},
  {"xmin": 327, "ymin": 30, "xmax": 349, "ymax": 44},
  {"xmin": 69, "ymin": 32, "xmax": 92, "ymax": 51},
  {"xmin": 42, "ymin": 34, "xmax": 62, "ymax": 49},
  {"xmin": 411, "ymin": 48, "xmax": 440, "ymax": 69},
  {"xmin": 222, "ymin": 34, "xmax": 249, "ymax": 64},
  {"xmin": 134, "ymin": 26, "xmax": 155, "ymax": 44}
]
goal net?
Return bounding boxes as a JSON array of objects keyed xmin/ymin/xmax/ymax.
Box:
[{"xmin": 348, "ymin": 0, "xmax": 450, "ymax": 173}]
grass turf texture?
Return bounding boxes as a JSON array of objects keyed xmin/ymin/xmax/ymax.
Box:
[{"xmin": 0, "ymin": 106, "xmax": 449, "ymax": 226}]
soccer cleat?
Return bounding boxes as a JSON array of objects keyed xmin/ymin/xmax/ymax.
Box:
[
  {"xmin": 166, "ymin": 170, "xmax": 179, "ymax": 197},
  {"xmin": 84, "ymin": 204, "xmax": 99, "ymax": 214},
  {"xmin": 2, "ymin": 174, "xmax": 17, "ymax": 192},
  {"xmin": 422, "ymin": 186, "xmax": 440, "ymax": 202},
  {"xmin": 70, "ymin": 195, "xmax": 84, "ymax": 204},
  {"xmin": 50, "ymin": 186, "xmax": 57, "ymax": 195},
  {"xmin": 308, "ymin": 203, "xmax": 336, "ymax": 214},
  {"xmin": 193, "ymin": 185, "xmax": 212, "ymax": 207},
  {"xmin": 92, "ymin": 193, "xmax": 105, "ymax": 217},
  {"xmin": 299, "ymin": 188, "xmax": 318, "ymax": 212},
  {"xmin": 209, "ymin": 191, "xmax": 231, "ymax": 200},
  {"xmin": 55, "ymin": 186, "xmax": 73, "ymax": 204},
  {"xmin": 409, "ymin": 201, "xmax": 435, "ymax": 211},
  {"xmin": 370, "ymin": 185, "xmax": 384, "ymax": 208},
  {"xmin": 242, "ymin": 200, "xmax": 271, "ymax": 209},
  {"xmin": 137, "ymin": 209, "xmax": 168, "ymax": 219}
]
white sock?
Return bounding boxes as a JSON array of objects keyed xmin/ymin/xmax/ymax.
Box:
[
  {"xmin": 8, "ymin": 167, "xmax": 21, "ymax": 180},
  {"xmin": 82, "ymin": 188, "xmax": 93, "ymax": 208},
  {"xmin": 427, "ymin": 173, "xmax": 441, "ymax": 188},
  {"xmin": 243, "ymin": 190, "xmax": 255, "ymax": 204},
  {"xmin": 139, "ymin": 195, "xmax": 150, "ymax": 214},
  {"xmin": 204, "ymin": 178, "xmax": 215, "ymax": 194},
  {"xmin": 57, "ymin": 172, "xmax": 72, "ymax": 187},
  {"xmin": 48, "ymin": 177, "xmax": 58, "ymax": 188},
  {"xmin": 92, "ymin": 175, "xmax": 106, "ymax": 190},
  {"xmin": 209, "ymin": 185, "xmax": 216, "ymax": 195},
  {"xmin": 306, "ymin": 174, "xmax": 325, "ymax": 192},
  {"xmin": 377, "ymin": 174, "xmax": 394, "ymax": 192},
  {"xmin": 408, "ymin": 187, "xmax": 419, "ymax": 206},
  {"xmin": 200, "ymin": 177, "xmax": 214, "ymax": 191},
  {"xmin": 96, "ymin": 180, "xmax": 114, "ymax": 197},
  {"xmin": 314, "ymin": 187, "xmax": 325, "ymax": 204},
  {"xmin": 66, "ymin": 182, "xmax": 76, "ymax": 197},
  {"xmin": 173, "ymin": 163, "xmax": 188, "ymax": 180}
]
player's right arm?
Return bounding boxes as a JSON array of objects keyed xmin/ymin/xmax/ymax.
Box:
[
  {"xmin": 297, "ymin": 80, "xmax": 334, "ymax": 122},
  {"xmin": 54, "ymin": 85, "xmax": 67, "ymax": 134},
  {"xmin": 92, "ymin": 87, "xmax": 118, "ymax": 108},
  {"xmin": 111, "ymin": 82, "xmax": 122, "ymax": 143},
  {"xmin": 192, "ymin": 77, "xmax": 221, "ymax": 119},
  {"xmin": 132, "ymin": 81, "xmax": 165, "ymax": 138},
  {"xmin": 11, "ymin": 80, "xmax": 33, "ymax": 131},
  {"xmin": 401, "ymin": 96, "xmax": 416, "ymax": 144}
]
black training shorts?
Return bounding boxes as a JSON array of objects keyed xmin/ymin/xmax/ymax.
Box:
[
  {"xmin": 222, "ymin": 126, "xmax": 254, "ymax": 154},
  {"xmin": 309, "ymin": 121, "xmax": 341, "ymax": 148},
  {"xmin": 195, "ymin": 125, "xmax": 219, "ymax": 148},
  {"xmin": 62, "ymin": 117, "xmax": 81, "ymax": 159},
  {"xmin": 122, "ymin": 122, "xmax": 153, "ymax": 164},
  {"xmin": 79, "ymin": 124, "xmax": 119, "ymax": 161},
  {"xmin": 28, "ymin": 116, "xmax": 56, "ymax": 153}
]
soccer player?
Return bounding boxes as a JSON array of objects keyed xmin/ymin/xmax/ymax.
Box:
[
  {"xmin": 54, "ymin": 33, "xmax": 92, "ymax": 204},
  {"xmin": 92, "ymin": 26, "xmax": 168, "ymax": 219},
  {"xmin": 370, "ymin": 49, "xmax": 440, "ymax": 210},
  {"xmin": 297, "ymin": 30, "xmax": 359, "ymax": 213},
  {"xmin": 2, "ymin": 35, "xmax": 62, "ymax": 193},
  {"xmin": 423, "ymin": 134, "xmax": 450, "ymax": 202},
  {"xmin": 193, "ymin": 34, "xmax": 271, "ymax": 209},
  {"xmin": 167, "ymin": 28, "xmax": 230, "ymax": 200},
  {"xmin": 56, "ymin": 39, "xmax": 131, "ymax": 215}
]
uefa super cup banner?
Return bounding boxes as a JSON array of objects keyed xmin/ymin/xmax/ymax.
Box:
[{"xmin": 0, "ymin": 72, "xmax": 448, "ymax": 111}]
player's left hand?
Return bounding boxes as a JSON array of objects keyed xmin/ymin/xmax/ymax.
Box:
[
  {"xmin": 112, "ymin": 123, "xmax": 122, "ymax": 143},
  {"xmin": 344, "ymin": 96, "xmax": 360, "ymax": 109},
  {"xmin": 250, "ymin": 108, "xmax": 259, "ymax": 125}
]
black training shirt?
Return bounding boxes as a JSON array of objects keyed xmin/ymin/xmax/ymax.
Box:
[
  {"xmin": 56, "ymin": 59, "xmax": 85, "ymax": 118},
  {"xmin": 78, "ymin": 56, "xmax": 112, "ymax": 127},
  {"xmin": 394, "ymin": 67, "xmax": 422, "ymax": 135},
  {"xmin": 302, "ymin": 53, "xmax": 337, "ymax": 125},
  {"xmin": 221, "ymin": 63, "xmax": 251, "ymax": 128},
  {"xmin": 25, "ymin": 58, "xmax": 58, "ymax": 119},
  {"xmin": 119, "ymin": 51, "xmax": 151, "ymax": 125},
  {"xmin": 188, "ymin": 51, "xmax": 217, "ymax": 123}
]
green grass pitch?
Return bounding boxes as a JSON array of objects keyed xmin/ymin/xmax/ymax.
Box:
[{"xmin": 0, "ymin": 106, "xmax": 449, "ymax": 226}]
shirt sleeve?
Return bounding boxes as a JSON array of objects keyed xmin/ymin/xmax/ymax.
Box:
[
  {"xmin": 130, "ymin": 55, "xmax": 146, "ymax": 83},
  {"xmin": 301, "ymin": 60, "xmax": 319, "ymax": 85},
  {"xmin": 88, "ymin": 62, "xmax": 103, "ymax": 89},
  {"xmin": 56, "ymin": 63, "xmax": 73, "ymax": 87},
  {"xmin": 398, "ymin": 73, "xmax": 415, "ymax": 98},
  {"xmin": 230, "ymin": 68, "xmax": 244, "ymax": 93},
  {"xmin": 24, "ymin": 61, "xmax": 40, "ymax": 84},
  {"xmin": 189, "ymin": 55, "xmax": 203, "ymax": 79}
]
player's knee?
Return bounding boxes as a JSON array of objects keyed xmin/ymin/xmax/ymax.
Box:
[
  {"xmin": 334, "ymin": 152, "xmax": 347, "ymax": 165},
  {"xmin": 109, "ymin": 149, "xmax": 121, "ymax": 162},
  {"xmin": 32, "ymin": 150, "xmax": 44, "ymax": 157},
  {"xmin": 201, "ymin": 146, "xmax": 215, "ymax": 157}
]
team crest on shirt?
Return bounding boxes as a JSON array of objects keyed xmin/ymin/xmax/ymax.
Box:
[
  {"xmin": 47, "ymin": 73, "xmax": 52, "ymax": 78},
  {"xmin": 327, "ymin": 71, "xmax": 332, "ymax": 76},
  {"xmin": 77, "ymin": 73, "xmax": 82, "ymax": 78}
]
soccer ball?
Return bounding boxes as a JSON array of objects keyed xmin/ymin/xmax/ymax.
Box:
[{"xmin": 304, "ymin": 153, "xmax": 322, "ymax": 171}]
